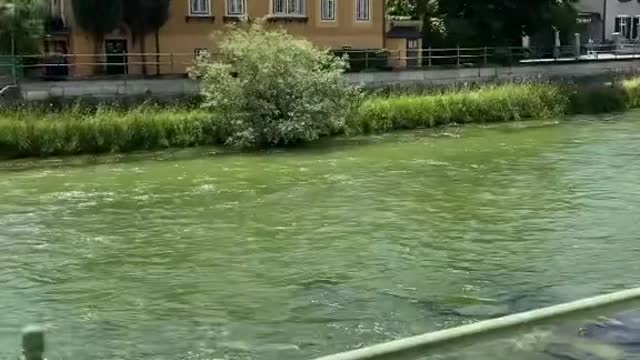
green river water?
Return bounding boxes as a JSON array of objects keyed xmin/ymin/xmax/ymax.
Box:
[{"xmin": 1, "ymin": 112, "xmax": 639, "ymax": 360}]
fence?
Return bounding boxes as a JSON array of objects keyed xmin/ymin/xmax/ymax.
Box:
[{"xmin": 2, "ymin": 43, "xmax": 640, "ymax": 86}]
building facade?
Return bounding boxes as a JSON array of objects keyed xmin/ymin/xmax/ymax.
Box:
[
  {"xmin": 577, "ymin": 0, "xmax": 640, "ymax": 42},
  {"xmin": 47, "ymin": 0, "xmax": 387, "ymax": 77}
]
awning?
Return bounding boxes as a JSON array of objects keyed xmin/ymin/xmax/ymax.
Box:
[{"xmin": 386, "ymin": 26, "xmax": 422, "ymax": 40}]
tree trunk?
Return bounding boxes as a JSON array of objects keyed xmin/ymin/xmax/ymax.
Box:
[{"xmin": 155, "ymin": 30, "xmax": 160, "ymax": 76}]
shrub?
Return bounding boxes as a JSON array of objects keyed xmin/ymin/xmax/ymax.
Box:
[
  {"xmin": 191, "ymin": 21, "xmax": 360, "ymax": 149},
  {"xmin": 569, "ymin": 84, "xmax": 628, "ymax": 114}
]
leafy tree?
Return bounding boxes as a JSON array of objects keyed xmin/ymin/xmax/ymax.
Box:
[
  {"xmin": 438, "ymin": 0, "xmax": 579, "ymax": 46},
  {"xmin": 387, "ymin": 0, "xmax": 416, "ymax": 18},
  {"xmin": 71, "ymin": 0, "xmax": 122, "ymax": 70},
  {"xmin": 191, "ymin": 22, "xmax": 360, "ymax": 148},
  {"xmin": 0, "ymin": 0, "xmax": 47, "ymax": 55},
  {"xmin": 386, "ymin": 0, "xmax": 578, "ymax": 47},
  {"xmin": 123, "ymin": 0, "xmax": 169, "ymax": 76}
]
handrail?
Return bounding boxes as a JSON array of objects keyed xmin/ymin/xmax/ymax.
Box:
[
  {"xmin": 311, "ymin": 287, "xmax": 640, "ymax": 360},
  {"xmin": 2, "ymin": 43, "xmax": 640, "ymax": 82}
]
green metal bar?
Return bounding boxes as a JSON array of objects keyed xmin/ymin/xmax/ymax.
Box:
[{"xmin": 312, "ymin": 288, "xmax": 640, "ymax": 360}]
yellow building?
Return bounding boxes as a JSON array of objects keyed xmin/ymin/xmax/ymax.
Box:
[{"xmin": 47, "ymin": 0, "xmax": 392, "ymax": 78}]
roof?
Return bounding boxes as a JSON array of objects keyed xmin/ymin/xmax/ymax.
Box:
[{"xmin": 386, "ymin": 26, "xmax": 422, "ymax": 40}]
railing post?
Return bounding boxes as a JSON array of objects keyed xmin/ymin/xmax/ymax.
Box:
[
  {"xmin": 170, "ymin": 53, "xmax": 175, "ymax": 75},
  {"xmin": 483, "ymin": 46, "xmax": 488, "ymax": 66},
  {"xmin": 428, "ymin": 47, "xmax": 432, "ymax": 68},
  {"xmin": 21, "ymin": 325, "xmax": 45, "ymax": 360},
  {"xmin": 457, "ymin": 46, "xmax": 461, "ymax": 66},
  {"xmin": 10, "ymin": 27, "xmax": 16, "ymax": 85},
  {"xmin": 365, "ymin": 49, "xmax": 369, "ymax": 70}
]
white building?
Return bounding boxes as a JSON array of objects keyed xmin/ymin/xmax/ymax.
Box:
[{"xmin": 577, "ymin": 0, "xmax": 640, "ymax": 42}]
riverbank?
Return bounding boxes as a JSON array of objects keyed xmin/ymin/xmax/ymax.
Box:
[{"xmin": 1, "ymin": 78, "xmax": 639, "ymax": 158}]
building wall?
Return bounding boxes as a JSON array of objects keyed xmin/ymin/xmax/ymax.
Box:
[
  {"xmin": 577, "ymin": 0, "xmax": 640, "ymax": 41},
  {"xmin": 60, "ymin": 0, "xmax": 385, "ymax": 77},
  {"xmin": 605, "ymin": 0, "xmax": 640, "ymax": 40},
  {"xmin": 576, "ymin": 0, "xmax": 604, "ymax": 14}
]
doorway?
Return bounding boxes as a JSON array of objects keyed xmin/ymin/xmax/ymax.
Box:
[
  {"xmin": 44, "ymin": 40, "xmax": 69, "ymax": 80},
  {"xmin": 105, "ymin": 39, "xmax": 128, "ymax": 75},
  {"xmin": 406, "ymin": 39, "xmax": 421, "ymax": 68}
]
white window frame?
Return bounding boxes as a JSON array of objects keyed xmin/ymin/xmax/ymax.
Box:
[
  {"xmin": 50, "ymin": 0, "xmax": 66, "ymax": 23},
  {"xmin": 356, "ymin": 0, "xmax": 370, "ymax": 21},
  {"xmin": 226, "ymin": 0, "xmax": 246, "ymax": 16},
  {"xmin": 321, "ymin": 0, "xmax": 336, "ymax": 21},
  {"xmin": 271, "ymin": 0, "xmax": 306, "ymax": 17},
  {"xmin": 189, "ymin": 0, "xmax": 211, "ymax": 16}
]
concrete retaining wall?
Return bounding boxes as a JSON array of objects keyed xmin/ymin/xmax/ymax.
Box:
[
  {"xmin": 347, "ymin": 60, "xmax": 640, "ymax": 86},
  {"xmin": 21, "ymin": 78, "xmax": 200, "ymax": 102},
  {"xmin": 18, "ymin": 59, "xmax": 640, "ymax": 101}
]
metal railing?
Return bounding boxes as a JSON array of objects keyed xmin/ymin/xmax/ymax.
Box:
[
  {"xmin": 396, "ymin": 43, "xmax": 640, "ymax": 70},
  {"xmin": 312, "ymin": 287, "xmax": 640, "ymax": 360},
  {"xmin": 1, "ymin": 43, "xmax": 640, "ymax": 86}
]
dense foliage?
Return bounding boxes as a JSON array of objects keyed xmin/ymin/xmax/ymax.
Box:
[
  {"xmin": 0, "ymin": 0, "xmax": 47, "ymax": 55},
  {"xmin": 386, "ymin": 0, "xmax": 579, "ymax": 47},
  {"xmin": 191, "ymin": 23, "xmax": 360, "ymax": 148}
]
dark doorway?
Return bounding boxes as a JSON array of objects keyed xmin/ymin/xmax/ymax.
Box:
[
  {"xmin": 44, "ymin": 40, "xmax": 69, "ymax": 80},
  {"xmin": 105, "ymin": 39, "xmax": 128, "ymax": 75}
]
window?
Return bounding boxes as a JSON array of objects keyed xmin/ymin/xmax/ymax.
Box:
[
  {"xmin": 321, "ymin": 0, "xmax": 336, "ymax": 21},
  {"xmin": 227, "ymin": 0, "xmax": 245, "ymax": 15},
  {"xmin": 272, "ymin": 0, "xmax": 305, "ymax": 16},
  {"xmin": 615, "ymin": 15, "xmax": 632, "ymax": 39},
  {"xmin": 356, "ymin": 0, "xmax": 370, "ymax": 21},
  {"xmin": 190, "ymin": 0, "xmax": 211, "ymax": 15}
]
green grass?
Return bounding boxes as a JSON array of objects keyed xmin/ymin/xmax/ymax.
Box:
[
  {"xmin": 622, "ymin": 77, "xmax": 640, "ymax": 109},
  {"xmin": 349, "ymin": 83, "xmax": 569, "ymax": 133},
  {"xmin": 2, "ymin": 78, "xmax": 640, "ymax": 158},
  {"xmin": 0, "ymin": 105, "xmax": 221, "ymax": 158}
]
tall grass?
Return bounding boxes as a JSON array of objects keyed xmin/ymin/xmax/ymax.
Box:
[
  {"xmin": 0, "ymin": 105, "xmax": 221, "ymax": 158},
  {"xmin": 622, "ymin": 77, "xmax": 640, "ymax": 109},
  {"xmin": 349, "ymin": 83, "xmax": 569, "ymax": 133}
]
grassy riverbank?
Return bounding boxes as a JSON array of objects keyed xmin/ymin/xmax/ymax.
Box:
[
  {"xmin": 1, "ymin": 79, "xmax": 640, "ymax": 158},
  {"xmin": 0, "ymin": 106, "xmax": 219, "ymax": 157},
  {"xmin": 350, "ymin": 83, "xmax": 568, "ymax": 133}
]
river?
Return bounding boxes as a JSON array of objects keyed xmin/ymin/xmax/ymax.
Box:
[{"xmin": 0, "ymin": 112, "xmax": 639, "ymax": 360}]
